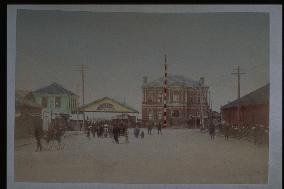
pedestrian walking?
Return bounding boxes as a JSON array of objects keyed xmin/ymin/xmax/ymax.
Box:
[
  {"xmin": 113, "ymin": 126, "xmax": 119, "ymax": 144},
  {"xmin": 157, "ymin": 122, "xmax": 162, "ymax": 135},
  {"xmin": 148, "ymin": 121, "xmax": 153, "ymax": 135},
  {"xmin": 140, "ymin": 130, "xmax": 145, "ymax": 139},
  {"xmin": 55, "ymin": 126, "xmax": 64, "ymax": 150},
  {"xmin": 209, "ymin": 121, "xmax": 216, "ymax": 140},
  {"xmin": 91, "ymin": 123, "xmax": 96, "ymax": 138},
  {"xmin": 224, "ymin": 123, "xmax": 230, "ymax": 141},
  {"xmin": 134, "ymin": 126, "xmax": 140, "ymax": 138},
  {"xmin": 125, "ymin": 130, "xmax": 129, "ymax": 144},
  {"xmin": 34, "ymin": 119, "xmax": 43, "ymax": 152},
  {"xmin": 86, "ymin": 122, "xmax": 91, "ymax": 140}
]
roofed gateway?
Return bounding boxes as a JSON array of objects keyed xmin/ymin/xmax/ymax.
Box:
[{"xmin": 79, "ymin": 96, "xmax": 139, "ymax": 113}]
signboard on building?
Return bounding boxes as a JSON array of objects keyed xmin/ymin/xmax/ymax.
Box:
[{"xmin": 97, "ymin": 103, "xmax": 115, "ymax": 111}]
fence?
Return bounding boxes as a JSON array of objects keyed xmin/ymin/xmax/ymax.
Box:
[{"xmin": 218, "ymin": 125, "xmax": 268, "ymax": 145}]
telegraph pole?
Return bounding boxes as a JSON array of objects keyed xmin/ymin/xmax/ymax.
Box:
[
  {"xmin": 73, "ymin": 64, "xmax": 88, "ymax": 130},
  {"xmin": 232, "ymin": 65, "xmax": 246, "ymax": 127},
  {"xmin": 199, "ymin": 85, "xmax": 204, "ymax": 130}
]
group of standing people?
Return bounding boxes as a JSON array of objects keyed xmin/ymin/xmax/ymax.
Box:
[
  {"xmin": 34, "ymin": 118, "xmax": 65, "ymax": 152},
  {"xmin": 85, "ymin": 119, "xmax": 128, "ymax": 144},
  {"xmin": 147, "ymin": 121, "xmax": 162, "ymax": 135}
]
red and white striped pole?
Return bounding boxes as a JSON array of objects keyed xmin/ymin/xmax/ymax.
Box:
[{"xmin": 163, "ymin": 54, "xmax": 168, "ymax": 128}]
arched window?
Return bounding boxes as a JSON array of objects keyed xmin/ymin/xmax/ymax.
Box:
[
  {"xmin": 157, "ymin": 92, "xmax": 163, "ymax": 103},
  {"xmin": 173, "ymin": 91, "xmax": 180, "ymax": 103}
]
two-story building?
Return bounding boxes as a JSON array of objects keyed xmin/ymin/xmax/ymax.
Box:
[
  {"xmin": 142, "ymin": 75, "xmax": 210, "ymax": 127},
  {"xmin": 32, "ymin": 82, "xmax": 79, "ymax": 118}
]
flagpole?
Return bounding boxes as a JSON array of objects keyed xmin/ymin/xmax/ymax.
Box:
[{"xmin": 163, "ymin": 54, "xmax": 168, "ymax": 128}]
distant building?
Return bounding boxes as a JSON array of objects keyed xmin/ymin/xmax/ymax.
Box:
[
  {"xmin": 15, "ymin": 90, "xmax": 42, "ymax": 138},
  {"xmin": 142, "ymin": 75, "xmax": 210, "ymax": 127},
  {"xmin": 221, "ymin": 84, "xmax": 269, "ymax": 128},
  {"xmin": 32, "ymin": 82, "xmax": 79, "ymax": 116}
]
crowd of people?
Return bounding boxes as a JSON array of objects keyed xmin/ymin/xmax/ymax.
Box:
[
  {"xmin": 218, "ymin": 122, "xmax": 268, "ymax": 144},
  {"xmin": 85, "ymin": 119, "xmax": 128, "ymax": 144},
  {"xmin": 33, "ymin": 116, "xmax": 267, "ymax": 152}
]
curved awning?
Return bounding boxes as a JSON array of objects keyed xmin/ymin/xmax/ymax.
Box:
[{"xmin": 79, "ymin": 96, "xmax": 139, "ymax": 113}]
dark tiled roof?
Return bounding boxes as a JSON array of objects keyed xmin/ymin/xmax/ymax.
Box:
[
  {"xmin": 143, "ymin": 74, "xmax": 202, "ymax": 88},
  {"xmin": 222, "ymin": 84, "xmax": 269, "ymax": 109},
  {"xmin": 33, "ymin": 82, "xmax": 76, "ymax": 95}
]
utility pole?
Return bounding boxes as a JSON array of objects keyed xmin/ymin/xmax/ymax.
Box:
[
  {"xmin": 73, "ymin": 64, "xmax": 88, "ymax": 131},
  {"xmin": 75, "ymin": 84, "xmax": 80, "ymax": 130},
  {"xmin": 232, "ymin": 65, "xmax": 246, "ymax": 127},
  {"xmin": 199, "ymin": 85, "xmax": 204, "ymax": 130}
]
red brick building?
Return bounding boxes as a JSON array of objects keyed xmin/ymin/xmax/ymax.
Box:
[
  {"xmin": 142, "ymin": 75, "xmax": 210, "ymax": 127},
  {"xmin": 221, "ymin": 84, "xmax": 269, "ymax": 128}
]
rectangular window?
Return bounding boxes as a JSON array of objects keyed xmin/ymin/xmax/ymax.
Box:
[
  {"xmin": 55, "ymin": 97, "xmax": 61, "ymax": 108},
  {"xmin": 71, "ymin": 98, "xmax": 75, "ymax": 111},
  {"xmin": 157, "ymin": 93, "xmax": 163, "ymax": 103},
  {"xmin": 173, "ymin": 92, "xmax": 179, "ymax": 103},
  {"xmin": 41, "ymin": 97, "xmax": 48, "ymax": 108}
]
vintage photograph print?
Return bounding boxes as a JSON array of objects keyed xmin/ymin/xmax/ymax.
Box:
[{"xmin": 15, "ymin": 10, "xmax": 269, "ymax": 184}]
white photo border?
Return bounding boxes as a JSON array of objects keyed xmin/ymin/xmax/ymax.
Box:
[{"xmin": 7, "ymin": 5, "xmax": 282, "ymax": 189}]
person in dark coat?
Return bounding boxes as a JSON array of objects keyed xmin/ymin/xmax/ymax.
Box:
[
  {"xmin": 34, "ymin": 119, "xmax": 43, "ymax": 152},
  {"xmin": 86, "ymin": 121, "xmax": 91, "ymax": 140},
  {"xmin": 148, "ymin": 121, "xmax": 153, "ymax": 135},
  {"xmin": 134, "ymin": 126, "xmax": 140, "ymax": 138},
  {"xmin": 55, "ymin": 126, "xmax": 64, "ymax": 149},
  {"xmin": 209, "ymin": 121, "xmax": 216, "ymax": 140},
  {"xmin": 113, "ymin": 126, "xmax": 119, "ymax": 144},
  {"xmin": 224, "ymin": 123, "xmax": 230, "ymax": 141},
  {"xmin": 140, "ymin": 130, "xmax": 145, "ymax": 139},
  {"xmin": 157, "ymin": 122, "xmax": 162, "ymax": 135},
  {"xmin": 91, "ymin": 122, "xmax": 96, "ymax": 138}
]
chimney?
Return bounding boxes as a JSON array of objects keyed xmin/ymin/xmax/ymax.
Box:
[
  {"xmin": 199, "ymin": 77, "xmax": 205, "ymax": 86},
  {"xmin": 143, "ymin": 76, "xmax": 148, "ymax": 85}
]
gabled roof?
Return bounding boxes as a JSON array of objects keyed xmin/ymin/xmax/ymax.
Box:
[
  {"xmin": 33, "ymin": 82, "xmax": 76, "ymax": 95},
  {"xmin": 143, "ymin": 74, "xmax": 203, "ymax": 88},
  {"xmin": 79, "ymin": 96, "xmax": 139, "ymax": 113},
  {"xmin": 221, "ymin": 84, "xmax": 269, "ymax": 109}
]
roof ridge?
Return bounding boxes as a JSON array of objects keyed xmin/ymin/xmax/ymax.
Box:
[
  {"xmin": 33, "ymin": 82, "xmax": 76, "ymax": 95},
  {"xmin": 222, "ymin": 83, "xmax": 269, "ymax": 109},
  {"xmin": 144, "ymin": 74, "xmax": 200, "ymax": 87}
]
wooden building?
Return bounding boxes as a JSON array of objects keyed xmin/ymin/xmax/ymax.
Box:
[
  {"xmin": 142, "ymin": 75, "xmax": 210, "ymax": 127},
  {"xmin": 221, "ymin": 84, "xmax": 269, "ymax": 128},
  {"xmin": 33, "ymin": 82, "xmax": 79, "ymax": 116},
  {"xmin": 15, "ymin": 90, "xmax": 42, "ymax": 138}
]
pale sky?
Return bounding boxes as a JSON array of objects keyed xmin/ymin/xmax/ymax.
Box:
[{"xmin": 16, "ymin": 10, "xmax": 269, "ymax": 113}]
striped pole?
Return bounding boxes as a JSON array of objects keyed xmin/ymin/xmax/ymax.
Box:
[{"xmin": 163, "ymin": 54, "xmax": 168, "ymax": 128}]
